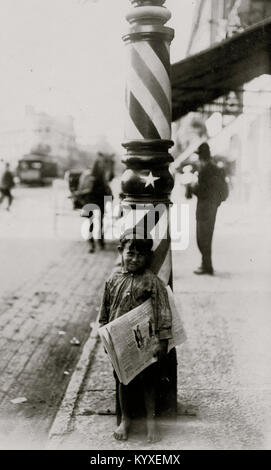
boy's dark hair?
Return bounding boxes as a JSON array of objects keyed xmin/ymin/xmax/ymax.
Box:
[{"xmin": 119, "ymin": 228, "xmax": 153, "ymax": 253}]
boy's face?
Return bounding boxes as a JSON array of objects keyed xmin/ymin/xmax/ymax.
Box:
[{"xmin": 121, "ymin": 241, "xmax": 149, "ymax": 273}]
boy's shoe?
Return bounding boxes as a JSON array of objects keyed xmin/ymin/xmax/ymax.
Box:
[{"xmin": 193, "ymin": 267, "xmax": 214, "ymax": 275}]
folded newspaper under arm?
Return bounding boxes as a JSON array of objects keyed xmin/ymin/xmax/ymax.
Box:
[
  {"xmin": 98, "ymin": 286, "xmax": 186, "ymax": 385},
  {"xmin": 166, "ymin": 286, "xmax": 187, "ymax": 352}
]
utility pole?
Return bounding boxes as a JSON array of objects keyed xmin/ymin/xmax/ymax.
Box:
[{"xmin": 122, "ymin": 0, "xmax": 177, "ymax": 416}]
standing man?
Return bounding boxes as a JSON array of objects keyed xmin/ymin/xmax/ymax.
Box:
[
  {"xmin": 0, "ymin": 163, "xmax": 14, "ymax": 211},
  {"xmin": 79, "ymin": 155, "xmax": 112, "ymax": 253},
  {"xmin": 188, "ymin": 143, "xmax": 228, "ymax": 275}
]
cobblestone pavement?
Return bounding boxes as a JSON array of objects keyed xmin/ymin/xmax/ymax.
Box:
[
  {"xmin": 53, "ymin": 200, "xmax": 271, "ymax": 450},
  {"xmin": 0, "ymin": 239, "xmax": 116, "ymax": 449}
]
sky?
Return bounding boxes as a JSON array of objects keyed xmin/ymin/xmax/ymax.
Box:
[{"xmin": 0, "ymin": 0, "xmax": 196, "ymax": 147}]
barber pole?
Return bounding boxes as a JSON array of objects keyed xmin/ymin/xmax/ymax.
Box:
[{"xmin": 121, "ymin": 0, "xmax": 177, "ymax": 415}]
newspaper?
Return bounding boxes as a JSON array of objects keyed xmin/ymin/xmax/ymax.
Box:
[
  {"xmin": 98, "ymin": 286, "xmax": 186, "ymax": 385},
  {"xmin": 166, "ymin": 286, "xmax": 187, "ymax": 351}
]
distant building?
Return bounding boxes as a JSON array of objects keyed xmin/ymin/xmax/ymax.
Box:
[{"xmin": 0, "ymin": 106, "xmax": 77, "ymax": 173}]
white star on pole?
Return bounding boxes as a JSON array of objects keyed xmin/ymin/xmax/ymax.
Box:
[{"xmin": 141, "ymin": 172, "xmax": 160, "ymax": 188}]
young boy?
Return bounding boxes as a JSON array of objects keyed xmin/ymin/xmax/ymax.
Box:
[{"xmin": 99, "ymin": 228, "xmax": 172, "ymax": 443}]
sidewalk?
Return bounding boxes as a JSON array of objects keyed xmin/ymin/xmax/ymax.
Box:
[
  {"xmin": 0, "ymin": 239, "xmax": 117, "ymax": 449},
  {"xmin": 48, "ymin": 201, "xmax": 271, "ymax": 450}
]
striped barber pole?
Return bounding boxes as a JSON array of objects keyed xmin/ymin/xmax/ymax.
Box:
[
  {"xmin": 125, "ymin": 40, "xmax": 172, "ymax": 140},
  {"xmin": 122, "ymin": 0, "xmax": 174, "ymax": 288},
  {"xmin": 121, "ymin": 0, "xmax": 177, "ymax": 418}
]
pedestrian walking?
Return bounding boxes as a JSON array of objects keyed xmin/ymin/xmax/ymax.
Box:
[
  {"xmin": 186, "ymin": 143, "xmax": 229, "ymax": 275},
  {"xmin": 0, "ymin": 163, "xmax": 15, "ymax": 211},
  {"xmin": 80, "ymin": 154, "xmax": 112, "ymax": 253},
  {"xmin": 99, "ymin": 228, "xmax": 172, "ymax": 443}
]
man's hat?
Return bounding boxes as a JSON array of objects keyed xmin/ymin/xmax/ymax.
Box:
[{"xmin": 195, "ymin": 142, "xmax": 211, "ymax": 160}]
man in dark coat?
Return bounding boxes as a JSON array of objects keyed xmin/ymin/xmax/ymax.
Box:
[
  {"xmin": 0, "ymin": 163, "xmax": 14, "ymax": 211},
  {"xmin": 79, "ymin": 154, "xmax": 112, "ymax": 253},
  {"xmin": 189, "ymin": 143, "xmax": 227, "ymax": 275}
]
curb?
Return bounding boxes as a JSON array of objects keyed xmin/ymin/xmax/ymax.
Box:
[{"xmin": 46, "ymin": 320, "xmax": 100, "ymax": 450}]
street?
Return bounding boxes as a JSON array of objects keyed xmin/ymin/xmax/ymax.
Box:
[{"xmin": 0, "ymin": 183, "xmax": 116, "ymax": 449}]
